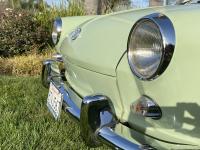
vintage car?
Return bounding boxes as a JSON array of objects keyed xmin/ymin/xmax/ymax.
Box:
[{"xmin": 41, "ymin": 2, "xmax": 200, "ymax": 150}]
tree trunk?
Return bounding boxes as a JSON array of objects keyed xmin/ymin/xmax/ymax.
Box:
[
  {"xmin": 83, "ymin": 0, "xmax": 130, "ymax": 15},
  {"xmin": 84, "ymin": 0, "xmax": 100, "ymax": 15},
  {"xmin": 149, "ymin": 0, "xmax": 164, "ymax": 6}
]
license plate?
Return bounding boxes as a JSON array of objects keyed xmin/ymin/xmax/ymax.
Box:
[{"xmin": 47, "ymin": 82, "xmax": 63, "ymax": 120}]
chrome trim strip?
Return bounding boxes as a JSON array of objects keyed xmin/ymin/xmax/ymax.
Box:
[{"xmin": 52, "ymin": 81, "xmax": 141, "ymax": 150}]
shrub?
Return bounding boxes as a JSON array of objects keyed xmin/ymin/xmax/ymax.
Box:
[
  {"xmin": 0, "ymin": 51, "xmax": 53, "ymax": 76},
  {"xmin": 0, "ymin": 1, "xmax": 85, "ymax": 58},
  {"xmin": 0, "ymin": 9, "xmax": 50, "ymax": 57}
]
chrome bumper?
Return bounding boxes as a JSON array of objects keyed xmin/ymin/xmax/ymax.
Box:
[
  {"xmin": 56, "ymin": 82, "xmax": 141, "ymax": 150},
  {"xmin": 42, "ymin": 59, "xmax": 143, "ymax": 149}
]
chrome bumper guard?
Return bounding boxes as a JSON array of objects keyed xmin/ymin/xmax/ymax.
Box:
[{"xmin": 57, "ymin": 83, "xmax": 140, "ymax": 150}]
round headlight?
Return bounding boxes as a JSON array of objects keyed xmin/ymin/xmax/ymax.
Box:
[
  {"xmin": 52, "ymin": 18, "xmax": 62, "ymax": 45},
  {"xmin": 128, "ymin": 13, "xmax": 175, "ymax": 80}
]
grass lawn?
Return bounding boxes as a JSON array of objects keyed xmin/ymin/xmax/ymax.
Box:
[{"xmin": 0, "ymin": 76, "xmax": 110, "ymax": 150}]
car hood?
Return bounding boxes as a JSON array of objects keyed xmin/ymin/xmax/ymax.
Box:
[
  {"xmin": 59, "ymin": 15, "xmax": 132, "ymax": 76},
  {"xmin": 59, "ymin": 4, "xmax": 200, "ymax": 77}
]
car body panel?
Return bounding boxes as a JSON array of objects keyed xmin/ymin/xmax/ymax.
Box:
[
  {"xmin": 118, "ymin": 122, "xmax": 200, "ymax": 150},
  {"xmin": 54, "ymin": 4, "xmax": 200, "ymax": 148},
  {"xmin": 116, "ymin": 5, "xmax": 200, "ymax": 145},
  {"xmin": 59, "ymin": 15, "xmax": 132, "ymax": 76},
  {"xmin": 64, "ymin": 59, "xmax": 123, "ymax": 117},
  {"xmin": 117, "ymin": 54, "xmax": 200, "ymax": 146}
]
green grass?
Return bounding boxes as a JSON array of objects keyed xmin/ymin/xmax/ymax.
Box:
[{"xmin": 0, "ymin": 76, "xmax": 109, "ymax": 150}]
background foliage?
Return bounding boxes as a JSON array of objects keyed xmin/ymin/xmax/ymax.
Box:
[
  {"xmin": 0, "ymin": 0, "xmax": 85, "ymax": 58},
  {"xmin": 0, "ymin": 9, "xmax": 50, "ymax": 57},
  {"xmin": 35, "ymin": 0, "xmax": 85, "ymax": 41}
]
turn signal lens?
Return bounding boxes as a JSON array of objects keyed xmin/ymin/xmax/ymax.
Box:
[{"xmin": 131, "ymin": 95, "xmax": 162, "ymax": 120}]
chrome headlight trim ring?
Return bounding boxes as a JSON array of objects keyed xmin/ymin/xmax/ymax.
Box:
[
  {"xmin": 127, "ymin": 13, "xmax": 176, "ymax": 81},
  {"xmin": 52, "ymin": 17, "xmax": 62, "ymax": 45}
]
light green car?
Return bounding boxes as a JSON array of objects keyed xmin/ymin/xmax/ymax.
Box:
[{"xmin": 41, "ymin": 2, "xmax": 200, "ymax": 150}]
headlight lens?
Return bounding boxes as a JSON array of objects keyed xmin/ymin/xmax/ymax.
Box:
[
  {"xmin": 128, "ymin": 13, "xmax": 175, "ymax": 80},
  {"xmin": 52, "ymin": 18, "xmax": 62, "ymax": 45}
]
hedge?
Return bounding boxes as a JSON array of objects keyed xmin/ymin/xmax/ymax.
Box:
[{"xmin": 0, "ymin": 9, "xmax": 50, "ymax": 57}]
